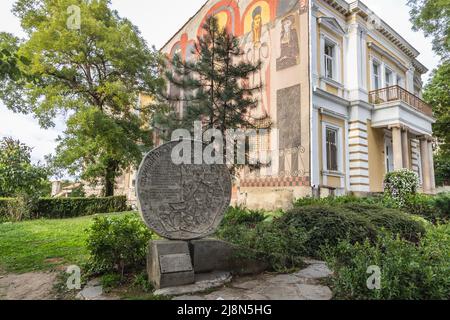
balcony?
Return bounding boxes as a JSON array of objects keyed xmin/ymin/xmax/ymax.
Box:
[{"xmin": 369, "ymin": 85, "xmax": 433, "ymax": 118}]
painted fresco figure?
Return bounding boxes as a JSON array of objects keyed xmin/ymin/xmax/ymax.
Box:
[
  {"xmin": 242, "ymin": 6, "xmax": 271, "ymax": 118},
  {"xmin": 277, "ymin": 14, "xmax": 299, "ymax": 70}
]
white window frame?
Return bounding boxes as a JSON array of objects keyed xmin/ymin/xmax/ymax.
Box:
[
  {"xmin": 371, "ymin": 59, "xmax": 381, "ymax": 90},
  {"xmin": 324, "ymin": 41, "xmax": 335, "ymax": 79},
  {"xmin": 384, "ymin": 136, "xmax": 394, "ymax": 174},
  {"xmin": 322, "ymin": 122, "xmax": 344, "ymax": 175},
  {"xmin": 385, "ymin": 67, "xmax": 394, "ymax": 87},
  {"xmin": 397, "ymin": 75, "xmax": 405, "ymax": 89},
  {"xmin": 320, "ymin": 34, "xmax": 341, "ymax": 83}
]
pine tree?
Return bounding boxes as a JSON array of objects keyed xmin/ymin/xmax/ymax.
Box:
[{"xmin": 158, "ymin": 16, "xmax": 270, "ymax": 170}]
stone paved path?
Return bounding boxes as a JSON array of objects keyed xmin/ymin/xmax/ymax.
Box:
[{"xmin": 173, "ymin": 259, "xmax": 333, "ymax": 300}]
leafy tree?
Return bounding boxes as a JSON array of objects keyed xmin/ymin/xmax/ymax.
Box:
[
  {"xmin": 0, "ymin": 137, "xmax": 50, "ymax": 197},
  {"xmin": 424, "ymin": 62, "xmax": 450, "ymax": 152},
  {"xmin": 409, "ymin": 1, "xmax": 450, "ymax": 185},
  {"xmin": 54, "ymin": 107, "xmax": 152, "ymax": 196},
  {"xmin": 2, "ymin": 0, "xmax": 164, "ymax": 196},
  {"xmin": 408, "ymin": 0, "xmax": 450, "ymax": 60},
  {"xmin": 434, "ymin": 150, "xmax": 450, "ymax": 186},
  {"xmin": 159, "ymin": 17, "xmax": 265, "ymax": 140}
]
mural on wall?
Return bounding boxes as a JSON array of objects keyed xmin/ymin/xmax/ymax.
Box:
[
  {"xmin": 276, "ymin": 13, "xmax": 300, "ymax": 71},
  {"xmin": 241, "ymin": 0, "xmax": 276, "ymax": 118},
  {"xmin": 277, "ymin": 0, "xmax": 308, "ymax": 18},
  {"xmin": 277, "ymin": 84, "xmax": 305, "ymax": 177},
  {"xmin": 197, "ymin": 0, "xmax": 242, "ymax": 36}
]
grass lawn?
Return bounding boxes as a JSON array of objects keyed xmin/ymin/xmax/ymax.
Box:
[{"xmin": 0, "ymin": 212, "xmax": 136, "ymax": 274}]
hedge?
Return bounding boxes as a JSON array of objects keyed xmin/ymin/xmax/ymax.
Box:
[
  {"xmin": 279, "ymin": 204, "xmax": 425, "ymax": 257},
  {"xmin": 0, "ymin": 196, "xmax": 128, "ymax": 221}
]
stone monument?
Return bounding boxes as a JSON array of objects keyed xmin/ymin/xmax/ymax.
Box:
[{"xmin": 136, "ymin": 140, "xmax": 232, "ymax": 289}]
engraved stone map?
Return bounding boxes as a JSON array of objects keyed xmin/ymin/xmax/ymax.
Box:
[{"xmin": 136, "ymin": 140, "xmax": 232, "ymax": 240}]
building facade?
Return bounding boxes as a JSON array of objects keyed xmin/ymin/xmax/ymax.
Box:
[{"xmin": 154, "ymin": 0, "xmax": 436, "ymax": 210}]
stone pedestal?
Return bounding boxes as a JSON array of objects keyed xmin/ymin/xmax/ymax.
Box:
[
  {"xmin": 189, "ymin": 238, "xmax": 269, "ymax": 275},
  {"xmin": 147, "ymin": 240, "xmax": 195, "ymax": 289}
]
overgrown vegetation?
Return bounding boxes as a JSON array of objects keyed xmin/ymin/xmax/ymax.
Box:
[
  {"xmin": 0, "ymin": 137, "xmax": 51, "ymax": 198},
  {"xmin": 323, "ymin": 224, "xmax": 450, "ymax": 300},
  {"xmin": 85, "ymin": 214, "xmax": 153, "ymax": 278}
]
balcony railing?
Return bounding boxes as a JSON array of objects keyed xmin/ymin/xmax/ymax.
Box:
[{"xmin": 369, "ymin": 85, "xmax": 433, "ymax": 118}]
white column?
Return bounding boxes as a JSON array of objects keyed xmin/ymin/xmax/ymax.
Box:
[
  {"xmin": 345, "ymin": 22, "xmax": 368, "ymax": 101},
  {"xmin": 402, "ymin": 128, "xmax": 410, "ymax": 169},
  {"xmin": 380, "ymin": 61, "xmax": 386, "ymax": 89},
  {"xmin": 406, "ymin": 64, "xmax": 415, "ymax": 93},
  {"xmin": 428, "ymin": 139, "xmax": 436, "ymax": 193},
  {"xmin": 420, "ymin": 138, "xmax": 431, "ymax": 193},
  {"xmin": 392, "ymin": 126, "xmax": 404, "ymax": 170},
  {"xmin": 311, "ymin": 5, "xmax": 319, "ymax": 88}
]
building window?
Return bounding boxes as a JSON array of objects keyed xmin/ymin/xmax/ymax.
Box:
[
  {"xmin": 385, "ymin": 69, "xmax": 393, "ymax": 87},
  {"xmin": 385, "ymin": 137, "xmax": 394, "ymax": 173},
  {"xmin": 372, "ymin": 62, "xmax": 381, "ymax": 90},
  {"xmin": 397, "ymin": 75, "xmax": 405, "ymax": 88},
  {"xmin": 324, "ymin": 41, "xmax": 335, "ymax": 80},
  {"xmin": 326, "ymin": 127, "xmax": 339, "ymax": 172}
]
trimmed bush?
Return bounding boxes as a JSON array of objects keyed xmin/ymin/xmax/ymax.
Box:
[
  {"xmin": 280, "ymin": 206, "xmax": 377, "ymax": 257},
  {"xmin": 86, "ymin": 214, "xmax": 153, "ymax": 277},
  {"xmin": 0, "ymin": 196, "xmax": 128, "ymax": 221},
  {"xmin": 35, "ymin": 196, "xmax": 128, "ymax": 219},
  {"xmin": 293, "ymin": 195, "xmax": 396, "ymax": 209},
  {"xmin": 340, "ymin": 203, "xmax": 426, "ymax": 243},
  {"xmin": 280, "ymin": 204, "xmax": 425, "ymax": 257},
  {"xmin": 322, "ymin": 223, "xmax": 450, "ymax": 300}
]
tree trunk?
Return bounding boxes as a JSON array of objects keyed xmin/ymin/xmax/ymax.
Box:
[{"xmin": 104, "ymin": 159, "xmax": 118, "ymax": 197}]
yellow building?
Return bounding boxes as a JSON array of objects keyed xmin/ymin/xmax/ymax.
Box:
[{"xmin": 123, "ymin": 0, "xmax": 436, "ymax": 209}]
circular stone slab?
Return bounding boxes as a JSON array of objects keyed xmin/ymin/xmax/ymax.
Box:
[{"xmin": 136, "ymin": 140, "xmax": 232, "ymax": 240}]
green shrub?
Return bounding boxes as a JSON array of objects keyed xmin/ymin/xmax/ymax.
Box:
[
  {"xmin": 216, "ymin": 208, "xmax": 309, "ymax": 272},
  {"xmin": 132, "ymin": 272, "xmax": 154, "ymax": 293},
  {"xmin": 220, "ymin": 206, "xmax": 266, "ymax": 227},
  {"xmin": 1, "ymin": 196, "xmax": 128, "ymax": 221},
  {"xmin": 340, "ymin": 203, "xmax": 426, "ymax": 243},
  {"xmin": 434, "ymin": 193, "xmax": 450, "ymax": 220},
  {"xmin": 100, "ymin": 273, "xmax": 123, "ymax": 291},
  {"xmin": 402, "ymin": 193, "xmax": 450, "ymax": 222},
  {"xmin": 0, "ymin": 198, "xmax": 15, "ymax": 222},
  {"xmin": 35, "ymin": 196, "xmax": 128, "ymax": 219},
  {"xmin": 384, "ymin": 169, "xmax": 420, "ymax": 206},
  {"xmin": 86, "ymin": 214, "xmax": 153, "ymax": 277},
  {"xmin": 322, "ymin": 223, "xmax": 450, "ymax": 300},
  {"xmin": 280, "ymin": 206, "xmax": 377, "ymax": 257},
  {"xmin": 293, "ymin": 195, "xmax": 396, "ymax": 209}
]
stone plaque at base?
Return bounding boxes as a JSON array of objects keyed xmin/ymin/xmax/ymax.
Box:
[{"xmin": 147, "ymin": 240, "xmax": 195, "ymax": 289}]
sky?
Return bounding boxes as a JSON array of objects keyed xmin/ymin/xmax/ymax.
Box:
[{"xmin": 0, "ymin": 0, "xmax": 441, "ymax": 164}]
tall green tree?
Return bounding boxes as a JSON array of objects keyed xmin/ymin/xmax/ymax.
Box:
[
  {"xmin": 0, "ymin": 137, "xmax": 50, "ymax": 197},
  {"xmin": 423, "ymin": 62, "xmax": 450, "ymax": 153},
  {"xmin": 408, "ymin": 0, "xmax": 450, "ymax": 60},
  {"xmin": 0, "ymin": 33, "xmax": 21, "ymax": 81},
  {"xmin": 2, "ymin": 0, "xmax": 164, "ymax": 196},
  {"xmin": 160, "ymin": 16, "xmax": 264, "ymax": 137},
  {"xmin": 409, "ymin": 0, "xmax": 450, "ymax": 185}
]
